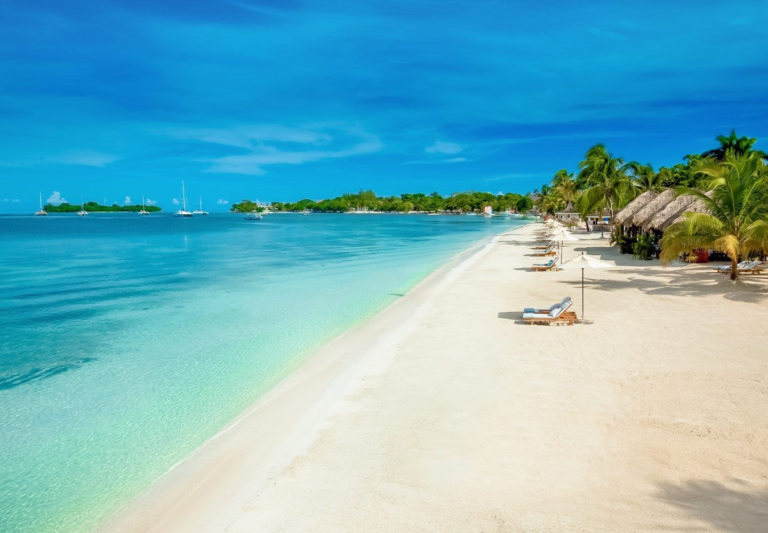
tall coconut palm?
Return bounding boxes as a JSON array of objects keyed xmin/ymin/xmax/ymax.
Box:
[
  {"xmin": 552, "ymin": 169, "xmax": 578, "ymax": 205},
  {"xmin": 552, "ymin": 169, "xmax": 573, "ymax": 187},
  {"xmin": 702, "ymin": 129, "xmax": 766, "ymax": 160},
  {"xmin": 533, "ymin": 185, "xmax": 562, "ymax": 215},
  {"xmin": 627, "ymin": 162, "xmax": 665, "ymax": 193},
  {"xmin": 660, "ymin": 152, "xmax": 768, "ymax": 280},
  {"xmin": 577, "ymin": 144, "xmax": 634, "ymax": 220}
]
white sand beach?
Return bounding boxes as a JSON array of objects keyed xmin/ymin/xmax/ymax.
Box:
[{"xmin": 104, "ymin": 223, "xmax": 768, "ymax": 533}]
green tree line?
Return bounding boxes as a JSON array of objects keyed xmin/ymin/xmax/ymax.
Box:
[
  {"xmin": 44, "ymin": 201, "xmax": 162, "ymax": 213},
  {"xmin": 232, "ymin": 190, "xmax": 533, "ymax": 214}
]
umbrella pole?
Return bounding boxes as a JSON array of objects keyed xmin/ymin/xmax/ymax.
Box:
[{"xmin": 581, "ymin": 267, "xmax": 585, "ymax": 321}]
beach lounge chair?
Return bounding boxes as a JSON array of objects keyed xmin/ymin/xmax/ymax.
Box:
[
  {"xmin": 524, "ymin": 296, "xmax": 571, "ymax": 315},
  {"xmin": 531, "ymin": 258, "xmax": 559, "ymax": 271},
  {"xmin": 713, "ymin": 261, "xmax": 749, "ymax": 273},
  {"xmin": 533, "ymin": 242, "xmax": 554, "ymax": 249},
  {"xmin": 523, "ymin": 299, "xmax": 577, "ymax": 325},
  {"xmin": 737, "ymin": 261, "xmax": 764, "ymax": 275},
  {"xmin": 533, "ymin": 246, "xmax": 557, "ymax": 257}
]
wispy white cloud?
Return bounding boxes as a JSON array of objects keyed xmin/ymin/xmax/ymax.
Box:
[
  {"xmin": 403, "ymin": 157, "xmax": 469, "ymax": 165},
  {"xmin": 163, "ymin": 124, "xmax": 382, "ymax": 176},
  {"xmin": 164, "ymin": 124, "xmax": 333, "ymax": 150},
  {"xmin": 425, "ymin": 140, "xmax": 463, "ymax": 155},
  {"xmin": 12, "ymin": 199, "xmax": 19, "ymax": 203},
  {"xmin": 46, "ymin": 191, "xmax": 67, "ymax": 204},
  {"xmin": 217, "ymin": 199, "xmax": 229, "ymax": 205},
  {"xmin": 206, "ymin": 140, "xmax": 382, "ymax": 175},
  {"xmin": 55, "ymin": 151, "xmax": 120, "ymax": 167},
  {"xmin": 124, "ymin": 196, "xmax": 131, "ymax": 205},
  {"xmin": 1, "ymin": 150, "xmax": 120, "ymax": 168},
  {"xmin": 172, "ymin": 198, "xmax": 180, "ymax": 205},
  {"xmin": 205, "ymin": 127, "xmax": 382, "ymax": 176},
  {"xmin": 145, "ymin": 198, "xmax": 157, "ymax": 206}
]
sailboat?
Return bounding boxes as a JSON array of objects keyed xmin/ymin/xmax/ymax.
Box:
[
  {"xmin": 35, "ymin": 192, "xmax": 47, "ymax": 216},
  {"xmin": 77, "ymin": 197, "xmax": 88, "ymax": 216},
  {"xmin": 174, "ymin": 181, "xmax": 193, "ymax": 217},
  {"xmin": 192, "ymin": 197, "xmax": 209, "ymax": 215},
  {"xmin": 138, "ymin": 196, "xmax": 150, "ymax": 215}
]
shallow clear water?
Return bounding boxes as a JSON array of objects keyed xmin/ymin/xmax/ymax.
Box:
[{"xmin": 0, "ymin": 212, "xmax": 527, "ymax": 532}]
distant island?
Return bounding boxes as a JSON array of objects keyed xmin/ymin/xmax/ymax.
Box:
[
  {"xmin": 44, "ymin": 202, "xmax": 162, "ymax": 213},
  {"xmin": 232, "ymin": 190, "xmax": 533, "ymax": 214}
]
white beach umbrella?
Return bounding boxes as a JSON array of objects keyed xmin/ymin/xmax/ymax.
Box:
[
  {"xmin": 545, "ymin": 227, "xmax": 578, "ymax": 260},
  {"xmin": 561, "ymin": 253, "xmax": 615, "ymax": 324},
  {"xmin": 546, "ymin": 227, "xmax": 572, "ymax": 238}
]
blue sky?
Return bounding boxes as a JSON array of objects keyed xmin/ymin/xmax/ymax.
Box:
[{"xmin": 1, "ymin": 0, "xmax": 767, "ymax": 211}]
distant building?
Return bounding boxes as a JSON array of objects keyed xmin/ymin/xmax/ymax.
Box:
[
  {"xmin": 554, "ymin": 202, "xmax": 580, "ymax": 223},
  {"xmin": 585, "ymin": 210, "xmax": 613, "ymax": 226}
]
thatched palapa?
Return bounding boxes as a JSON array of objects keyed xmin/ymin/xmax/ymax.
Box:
[
  {"xmin": 628, "ymin": 189, "xmax": 676, "ymax": 228},
  {"xmin": 614, "ymin": 191, "xmax": 658, "ymax": 226},
  {"xmin": 643, "ymin": 194, "xmax": 697, "ymax": 231},
  {"xmin": 667, "ymin": 193, "xmax": 713, "ymax": 227}
]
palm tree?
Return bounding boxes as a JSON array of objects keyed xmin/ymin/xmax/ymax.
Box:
[
  {"xmin": 660, "ymin": 152, "xmax": 768, "ymax": 280},
  {"xmin": 627, "ymin": 162, "xmax": 665, "ymax": 193},
  {"xmin": 577, "ymin": 144, "xmax": 634, "ymax": 220},
  {"xmin": 552, "ymin": 169, "xmax": 572, "ymax": 187},
  {"xmin": 702, "ymin": 129, "xmax": 766, "ymax": 160},
  {"xmin": 550, "ymin": 170, "xmax": 576, "ymax": 202},
  {"xmin": 532, "ymin": 185, "xmax": 562, "ymax": 216}
]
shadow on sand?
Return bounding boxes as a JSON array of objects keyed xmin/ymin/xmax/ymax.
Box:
[
  {"xmin": 544, "ymin": 245, "xmax": 768, "ymax": 305},
  {"xmin": 655, "ymin": 478, "xmax": 768, "ymax": 533}
]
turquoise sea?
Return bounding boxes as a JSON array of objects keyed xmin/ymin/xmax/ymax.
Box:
[{"xmin": 0, "ymin": 212, "xmax": 527, "ymax": 532}]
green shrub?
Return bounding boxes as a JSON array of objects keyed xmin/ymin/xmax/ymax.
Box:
[
  {"xmin": 633, "ymin": 233, "xmax": 656, "ymax": 260},
  {"xmin": 611, "ymin": 227, "xmax": 636, "ymax": 254}
]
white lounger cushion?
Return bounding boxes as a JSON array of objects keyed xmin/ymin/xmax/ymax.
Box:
[
  {"xmin": 533, "ymin": 259, "xmax": 557, "ymax": 267},
  {"xmin": 716, "ymin": 261, "xmax": 749, "ymax": 271},
  {"xmin": 523, "ymin": 297, "xmax": 571, "ymax": 315},
  {"xmin": 523, "ymin": 298, "xmax": 572, "ymax": 319}
]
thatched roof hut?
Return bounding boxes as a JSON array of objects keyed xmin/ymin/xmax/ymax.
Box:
[
  {"xmin": 667, "ymin": 193, "xmax": 713, "ymax": 227},
  {"xmin": 614, "ymin": 191, "xmax": 657, "ymax": 226},
  {"xmin": 556, "ymin": 202, "xmax": 578, "ymax": 215},
  {"xmin": 642, "ymin": 192, "xmax": 712, "ymax": 231},
  {"xmin": 628, "ymin": 189, "xmax": 676, "ymax": 228}
]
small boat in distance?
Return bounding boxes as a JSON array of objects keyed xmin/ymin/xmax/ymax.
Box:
[
  {"xmin": 174, "ymin": 182, "xmax": 193, "ymax": 217},
  {"xmin": 77, "ymin": 197, "xmax": 88, "ymax": 216},
  {"xmin": 192, "ymin": 197, "xmax": 209, "ymax": 216},
  {"xmin": 303, "ymin": 209, "xmax": 310, "ymax": 216},
  {"xmin": 244, "ymin": 212, "xmax": 262, "ymax": 220},
  {"xmin": 139, "ymin": 196, "xmax": 150, "ymax": 215},
  {"xmin": 35, "ymin": 192, "xmax": 47, "ymax": 216}
]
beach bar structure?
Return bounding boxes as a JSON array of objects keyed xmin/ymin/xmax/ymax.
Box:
[
  {"xmin": 614, "ymin": 189, "xmax": 713, "ymax": 259},
  {"xmin": 585, "ymin": 209, "xmax": 614, "ymax": 227},
  {"xmin": 616, "ymin": 190, "xmax": 711, "ymax": 236},
  {"xmin": 554, "ymin": 202, "xmax": 580, "ymax": 224}
]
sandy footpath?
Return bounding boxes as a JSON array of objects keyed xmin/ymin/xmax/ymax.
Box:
[{"xmin": 104, "ymin": 223, "xmax": 768, "ymax": 533}]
